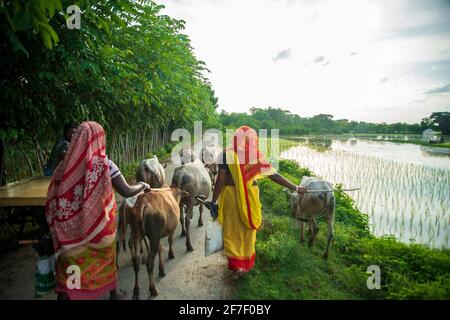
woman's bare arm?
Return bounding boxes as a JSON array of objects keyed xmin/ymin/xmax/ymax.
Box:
[
  {"xmin": 111, "ymin": 175, "xmax": 147, "ymax": 198},
  {"xmin": 212, "ymin": 169, "xmax": 227, "ymax": 203},
  {"xmin": 268, "ymin": 173, "xmax": 307, "ymax": 194}
]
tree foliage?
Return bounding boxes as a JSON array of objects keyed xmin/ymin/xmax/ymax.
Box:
[
  {"xmin": 426, "ymin": 112, "xmax": 450, "ymax": 135},
  {"xmin": 220, "ymin": 107, "xmax": 428, "ymax": 135},
  {"xmin": 0, "ymin": 0, "xmax": 219, "ymax": 142}
]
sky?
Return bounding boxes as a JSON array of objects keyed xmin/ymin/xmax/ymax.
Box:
[{"xmin": 159, "ymin": 0, "xmax": 450, "ymax": 124}]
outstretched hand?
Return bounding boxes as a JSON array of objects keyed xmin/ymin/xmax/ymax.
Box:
[
  {"xmin": 297, "ymin": 186, "xmax": 307, "ymax": 194},
  {"xmin": 203, "ymin": 201, "xmax": 219, "ymax": 220},
  {"xmin": 139, "ymin": 182, "xmax": 151, "ymax": 192}
]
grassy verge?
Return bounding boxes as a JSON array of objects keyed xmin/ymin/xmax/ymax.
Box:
[
  {"xmin": 385, "ymin": 139, "xmax": 450, "ymax": 149},
  {"xmin": 231, "ymin": 160, "xmax": 450, "ymax": 300}
]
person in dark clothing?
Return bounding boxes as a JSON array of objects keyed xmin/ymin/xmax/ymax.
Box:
[{"xmin": 44, "ymin": 123, "xmax": 77, "ymax": 176}]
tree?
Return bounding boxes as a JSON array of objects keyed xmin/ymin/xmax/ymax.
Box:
[
  {"xmin": 429, "ymin": 112, "xmax": 450, "ymax": 135},
  {"xmin": 218, "ymin": 108, "xmax": 426, "ymax": 135},
  {"xmin": 1, "ymin": 0, "xmax": 219, "ymax": 141},
  {"xmin": 0, "ymin": 139, "xmax": 6, "ymax": 185},
  {"xmin": 1, "ymin": 0, "xmax": 220, "ymax": 177}
]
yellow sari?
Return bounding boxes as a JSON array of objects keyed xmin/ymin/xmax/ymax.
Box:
[{"xmin": 218, "ymin": 127, "xmax": 275, "ymax": 271}]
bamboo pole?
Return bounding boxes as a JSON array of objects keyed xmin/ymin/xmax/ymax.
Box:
[
  {"xmin": 19, "ymin": 145, "xmax": 34, "ymax": 177},
  {"xmin": 9, "ymin": 147, "xmax": 17, "ymax": 182}
]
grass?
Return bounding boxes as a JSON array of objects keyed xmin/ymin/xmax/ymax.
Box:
[
  {"xmin": 385, "ymin": 139, "xmax": 450, "ymax": 149},
  {"xmin": 230, "ymin": 160, "xmax": 450, "ymax": 300}
]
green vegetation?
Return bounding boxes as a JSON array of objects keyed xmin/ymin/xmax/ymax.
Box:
[
  {"xmin": 231, "ymin": 160, "xmax": 450, "ymax": 300},
  {"xmin": 0, "ymin": 0, "xmax": 219, "ymax": 181},
  {"xmin": 421, "ymin": 112, "xmax": 450, "ymax": 135},
  {"xmin": 1, "ymin": 0, "xmax": 219, "ymax": 139},
  {"xmin": 383, "ymin": 139, "xmax": 450, "ymax": 149},
  {"xmin": 120, "ymin": 142, "xmax": 174, "ymax": 183},
  {"xmin": 220, "ymin": 108, "xmax": 450, "ymax": 136}
]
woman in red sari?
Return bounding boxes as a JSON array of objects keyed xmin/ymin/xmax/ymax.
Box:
[
  {"xmin": 211, "ymin": 126, "xmax": 307, "ymax": 275},
  {"xmin": 45, "ymin": 122, "xmax": 149, "ymax": 300}
]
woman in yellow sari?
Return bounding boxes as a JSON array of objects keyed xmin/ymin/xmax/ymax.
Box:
[{"xmin": 211, "ymin": 126, "xmax": 307, "ymax": 274}]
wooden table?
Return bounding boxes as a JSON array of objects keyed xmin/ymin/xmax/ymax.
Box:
[
  {"xmin": 0, "ymin": 177, "xmax": 51, "ymax": 207},
  {"xmin": 0, "ymin": 177, "xmax": 51, "ymax": 246}
]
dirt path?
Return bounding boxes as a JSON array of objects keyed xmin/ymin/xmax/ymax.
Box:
[{"xmin": 0, "ymin": 161, "xmax": 231, "ymax": 300}]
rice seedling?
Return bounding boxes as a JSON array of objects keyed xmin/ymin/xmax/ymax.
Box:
[{"xmin": 281, "ymin": 138, "xmax": 450, "ymax": 248}]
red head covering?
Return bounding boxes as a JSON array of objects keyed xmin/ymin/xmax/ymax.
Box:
[
  {"xmin": 232, "ymin": 126, "xmax": 274, "ymax": 182},
  {"xmin": 45, "ymin": 122, "xmax": 116, "ymax": 256}
]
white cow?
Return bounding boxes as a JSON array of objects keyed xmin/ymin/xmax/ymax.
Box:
[
  {"xmin": 287, "ymin": 176, "xmax": 335, "ymax": 259},
  {"xmin": 171, "ymin": 162, "xmax": 211, "ymax": 252},
  {"xmin": 135, "ymin": 155, "xmax": 166, "ymax": 188},
  {"xmin": 201, "ymin": 146, "xmax": 221, "ymax": 189}
]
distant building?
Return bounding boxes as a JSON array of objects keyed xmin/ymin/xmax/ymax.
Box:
[{"xmin": 423, "ymin": 129, "xmax": 441, "ymax": 143}]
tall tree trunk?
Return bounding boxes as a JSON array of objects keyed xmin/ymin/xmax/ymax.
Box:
[
  {"xmin": 9, "ymin": 147, "xmax": 17, "ymax": 182},
  {"xmin": 32, "ymin": 137, "xmax": 44, "ymax": 176},
  {"xmin": 143, "ymin": 130, "xmax": 147, "ymax": 159},
  {"xmin": 19, "ymin": 145, "xmax": 34, "ymax": 177},
  {"xmin": 0, "ymin": 139, "xmax": 6, "ymax": 185},
  {"xmin": 119, "ymin": 135, "xmax": 124, "ymax": 167}
]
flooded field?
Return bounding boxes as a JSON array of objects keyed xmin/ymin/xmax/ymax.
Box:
[{"xmin": 281, "ymin": 138, "xmax": 450, "ymax": 249}]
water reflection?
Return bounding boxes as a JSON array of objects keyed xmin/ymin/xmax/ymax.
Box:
[{"xmin": 330, "ymin": 139, "xmax": 450, "ymax": 170}]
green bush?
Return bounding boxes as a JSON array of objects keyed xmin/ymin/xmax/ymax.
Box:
[{"xmin": 120, "ymin": 162, "xmax": 139, "ymax": 183}]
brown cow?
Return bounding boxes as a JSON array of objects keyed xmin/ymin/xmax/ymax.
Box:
[
  {"xmin": 128, "ymin": 186, "xmax": 188, "ymax": 299},
  {"xmin": 117, "ymin": 157, "xmax": 166, "ymax": 260}
]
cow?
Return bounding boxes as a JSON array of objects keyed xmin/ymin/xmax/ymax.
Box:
[
  {"xmin": 135, "ymin": 155, "xmax": 166, "ymax": 187},
  {"xmin": 201, "ymin": 146, "xmax": 220, "ymax": 189},
  {"xmin": 117, "ymin": 156, "xmax": 166, "ymax": 261},
  {"xmin": 128, "ymin": 186, "xmax": 189, "ymax": 299},
  {"xmin": 287, "ymin": 176, "xmax": 335, "ymax": 259},
  {"xmin": 171, "ymin": 162, "xmax": 211, "ymax": 252},
  {"xmin": 179, "ymin": 148, "xmax": 197, "ymax": 165}
]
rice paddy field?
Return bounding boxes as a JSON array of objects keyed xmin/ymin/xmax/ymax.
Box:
[{"xmin": 281, "ymin": 137, "xmax": 450, "ymax": 249}]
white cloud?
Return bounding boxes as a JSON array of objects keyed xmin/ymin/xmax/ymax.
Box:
[
  {"xmin": 161, "ymin": 0, "xmax": 450, "ymax": 123},
  {"xmin": 273, "ymin": 49, "xmax": 292, "ymax": 62}
]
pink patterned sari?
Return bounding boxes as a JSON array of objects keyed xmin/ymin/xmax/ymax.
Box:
[{"xmin": 45, "ymin": 122, "xmax": 117, "ymax": 300}]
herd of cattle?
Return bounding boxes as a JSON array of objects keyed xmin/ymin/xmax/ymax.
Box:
[{"xmin": 116, "ymin": 146, "xmax": 336, "ymax": 299}]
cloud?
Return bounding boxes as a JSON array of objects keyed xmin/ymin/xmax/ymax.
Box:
[
  {"xmin": 350, "ymin": 52, "xmax": 357, "ymax": 56},
  {"xmin": 323, "ymin": 61, "xmax": 331, "ymax": 66},
  {"xmin": 425, "ymin": 83, "xmax": 450, "ymax": 94},
  {"xmin": 313, "ymin": 56, "xmax": 324, "ymax": 63},
  {"xmin": 273, "ymin": 0, "xmax": 323, "ymax": 5},
  {"xmin": 409, "ymin": 98, "xmax": 425, "ymax": 105},
  {"xmin": 273, "ymin": 49, "xmax": 292, "ymax": 62},
  {"xmin": 379, "ymin": 77, "xmax": 389, "ymax": 84}
]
